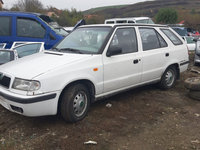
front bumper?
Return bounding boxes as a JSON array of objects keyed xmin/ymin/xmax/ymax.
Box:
[{"xmin": 0, "ymin": 87, "xmax": 60, "ymax": 117}]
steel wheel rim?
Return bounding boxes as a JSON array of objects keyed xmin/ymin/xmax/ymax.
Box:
[
  {"xmin": 73, "ymin": 91, "xmax": 87, "ymax": 117},
  {"xmin": 165, "ymin": 70, "xmax": 175, "ymax": 87}
]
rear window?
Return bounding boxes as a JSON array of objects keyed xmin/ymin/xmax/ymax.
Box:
[
  {"xmin": 116, "ymin": 20, "xmax": 127, "ymax": 23},
  {"xmin": 106, "ymin": 21, "xmax": 115, "ymax": 24},
  {"xmin": 161, "ymin": 29, "xmax": 183, "ymax": 45},
  {"xmin": 0, "ymin": 16, "xmax": 11, "ymax": 36}
]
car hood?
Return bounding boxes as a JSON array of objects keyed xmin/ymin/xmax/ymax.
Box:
[{"xmin": 0, "ymin": 51, "xmax": 92, "ymax": 79}]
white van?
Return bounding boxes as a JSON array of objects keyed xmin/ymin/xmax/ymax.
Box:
[
  {"xmin": 105, "ymin": 17, "xmax": 154, "ymax": 24},
  {"xmin": 0, "ymin": 24, "xmax": 189, "ymax": 122}
]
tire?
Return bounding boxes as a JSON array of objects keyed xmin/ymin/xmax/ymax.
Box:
[
  {"xmin": 189, "ymin": 90, "xmax": 200, "ymax": 100},
  {"xmin": 184, "ymin": 77, "xmax": 200, "ymax": 91},
  {"xmin": 159, "ymin": 66, "xmax": 177, "ymax": 90},
  {"xmin": 60, "ymin": 84, "xmax": 90, "ymax": 123}
]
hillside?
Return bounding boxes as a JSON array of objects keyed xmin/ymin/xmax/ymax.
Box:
[
  {"xmin": 83, "ymin": 5, "xmax": 128, "ymax": 15},
  {"xmin": 84, "ymin": 0, "xmax": 200, "ymax": 19}
]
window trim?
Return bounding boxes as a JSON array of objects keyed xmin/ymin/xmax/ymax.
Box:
[
  {"xmin": 107, "ymin": 27, "xmax": 138, "ymax": 56},
  {"xmin": 160, "ymin": 28, "xmax": 183, "ymax": 46},
  {"xmin": 0, "ymin": 16, "xmax": 12, "ymax": 36},
  {"xmin": 139, "ymin": 27, "xmax": 167, "ymax": 51},
  {"xmin": 16, "ymin": 17, "xmax": 46, "ymax": 39}
]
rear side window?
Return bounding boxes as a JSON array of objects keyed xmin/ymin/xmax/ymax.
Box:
[
  {"xmin": 161, "ymin": 29, "xmax": 183, "ymax": 45},
  {"xmin": 109, "ymin": 28, "xmax": 138, "ymax": 54},
  {"xmin": 139, "ymin": 28, "xmax": 167, "ymax": 51},
  {"xmin": 17, "ymin": 18, "xmax": 46, "ymax": 38},
  {"xmin": 0, "ymin": 16, "xmax": 11, "ymax": 36}
]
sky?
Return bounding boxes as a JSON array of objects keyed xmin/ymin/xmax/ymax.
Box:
[{"xmin": 4, "ymin": 0, "xmax": 151, "ymax": 11}]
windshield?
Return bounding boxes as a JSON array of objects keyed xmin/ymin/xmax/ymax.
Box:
[
  {"xmin": 0, "ymin": 50, "xmax": 14, "ymax": 64},
  {"xmin": 55, "ymin": 27, "xmax": 111, "ymax": 54}
]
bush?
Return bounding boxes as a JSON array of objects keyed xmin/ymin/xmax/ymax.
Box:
[{"xmin": 155, "ymin": 8, "xmax": 178, "ymax": 24}]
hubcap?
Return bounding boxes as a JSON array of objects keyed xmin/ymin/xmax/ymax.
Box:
[
  {"xmin": 165, "ymin": 70, "xmax": 175, "ymax": 87},
  {"xmin": 73, "ymin": 91, "xmax": 87, "ymax": 117}
]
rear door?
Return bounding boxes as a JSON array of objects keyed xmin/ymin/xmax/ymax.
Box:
[
  {"xmin": 138, "ymin": 27, "xmax": 169, "ymax": 82},
  {"xmin": 103, "ymin": 27, "xmax": 142, "ymax": 93}
]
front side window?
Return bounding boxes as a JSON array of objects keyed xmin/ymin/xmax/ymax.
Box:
[
  {"xmin": 109, "ymin": 28, "xmax": 138, "ymax": 54},
  {"xmin": 0, "ymin": 16, "xmax": 11, "ymax": 36},
  {"xmin": 14, "ymin": 43, "xmax": 42, "ymax": 58},
  {"xmin": 139, "ymin": 28, "xmax": 161, "ymax": 51},
  {"xmin": 56, "ymin": 27, "xmax": 111, "ymax": 54},
  {"xmin": 17, "ymin": 18, "xmax": 46, "ymax": 38},
  {"xmin": 0, "ymin": 50, "xmax": 14, "ymax": 64},
  {"xmin": 161, "ymin": 29, "xmax": 183, "ymax": 45}
]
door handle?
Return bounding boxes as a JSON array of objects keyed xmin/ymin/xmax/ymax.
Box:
[
  {"xmin": 133, "ymin": 59, "xmax": 139, "ymax": 64},
  {"xmin": 165, "ymin": 53, "xmax": 169, "ymax": 57}
]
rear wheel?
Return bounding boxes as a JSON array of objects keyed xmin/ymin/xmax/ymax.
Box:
[
  {"xmin": 60, "ymin": 84, "xmax": 90, "ymax": 123},
  {"xmin": 159, "ymin": 66, "xmax": 177, "ymax": 90}
]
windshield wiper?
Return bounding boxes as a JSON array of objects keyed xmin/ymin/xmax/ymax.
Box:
[
  {"xmin": 51, "ymin": 47, "xmax": 61, "ymax": 52},
  {"xmin": 59, "ymin": 48, "xmax": 83, "ymax": 54}
]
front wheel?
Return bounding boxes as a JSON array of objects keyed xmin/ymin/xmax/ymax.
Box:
[
  {"xmin": 159, "ymin": 66, "xmax": 177, "ymax": 90},
  {"xmin": 60, "ymin": 84, "xmax": 90, "ymax": 123}
]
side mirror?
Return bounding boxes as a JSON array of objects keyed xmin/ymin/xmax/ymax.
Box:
[{"xmin": 107, "ymin": 46, "xmax": 122, "ymax": 57}]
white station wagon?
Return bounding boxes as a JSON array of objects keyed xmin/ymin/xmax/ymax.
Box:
[{"xmin": 0, "ymin": 24, "xmax": 189, "ymax": 122}]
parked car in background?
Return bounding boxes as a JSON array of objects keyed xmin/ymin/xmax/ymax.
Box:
[
  {"xmin": 13, "ymin": 42, "xmax": 44, "ymax": 58},
  {"xmin": 105, "ymin": 17, "xmax": 154, "ymax": 24},
  {"xmin": 0, "ymin": 24, "xmax": 189, "ymax": 123},
  {"xmin": 171, "ymin": 27, "xmax": 188, "ymax": 36},
  {"xmin": 183, "ymin": 36, "xmax": 196, "ymax": 51},
  {"xmin": 0, "ymin": 49, "xmax": 17, "ymax": 65},
  {"xmin": 0, "ymin": 11, "xmax": 69, "ymax": 49},
  {"xmin": 0, "ymin": 42, "xmax": 44, "ymax": 65},
  {"xmin": 194, "ymin": 39, "xmax": 200, "ymax": 65},
  {"xmin": 172, "ymin": 26, "xmax": 200, "ymax": 38},
  {"xmin": 64, "ymin": 27, "xmax": 74, "ymax": 33},
  {"xmin": 64, "ymin": 19, "xmax": 86, "ymax": 33},
  {"xmin": 0, "ymin": 43, "xmax": 6, "ymax": 49}
]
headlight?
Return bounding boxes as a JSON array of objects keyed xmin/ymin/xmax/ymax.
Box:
[{"xmin": 12, "ymin": 78, "xmax": 41, "ymax": 91}]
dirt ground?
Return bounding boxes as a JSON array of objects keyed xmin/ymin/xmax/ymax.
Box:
[{"xmin": 0, "ymin": 53, "xmax": 200, "ymax": 150}]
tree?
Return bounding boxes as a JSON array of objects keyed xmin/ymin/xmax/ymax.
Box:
[
  {"xmin": 51, "ymin": 8, "xmax": 84, "ymax": 26},
  {"xmin": 11, "ymin": 0, "xmax": 44, "ymax": 13},
  {"xmin": 155, "ymin": 8, "xmax": 178, "ymax": 24}
]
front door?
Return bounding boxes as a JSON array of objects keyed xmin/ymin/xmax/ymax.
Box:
[{"xmin": 103, "ymin": 27, "xmax": 142, "ymax": 93}]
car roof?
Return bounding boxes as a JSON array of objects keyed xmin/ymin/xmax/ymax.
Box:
[
  {"xmin": 0, "ymin": 11, "xmax": 42, "ymax": 17},
  {"xmin": 80, "ymin": 23, "xmax": 168, "ymax": 28}
]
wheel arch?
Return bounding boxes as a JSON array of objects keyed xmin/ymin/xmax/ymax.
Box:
[
  {"xmin": 57, "ymin": 79, "xmax": 96, "ymax": 114},
  {"xmin": 164, "ymin": 63, "xmax": 180, "ymax": 79}
]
